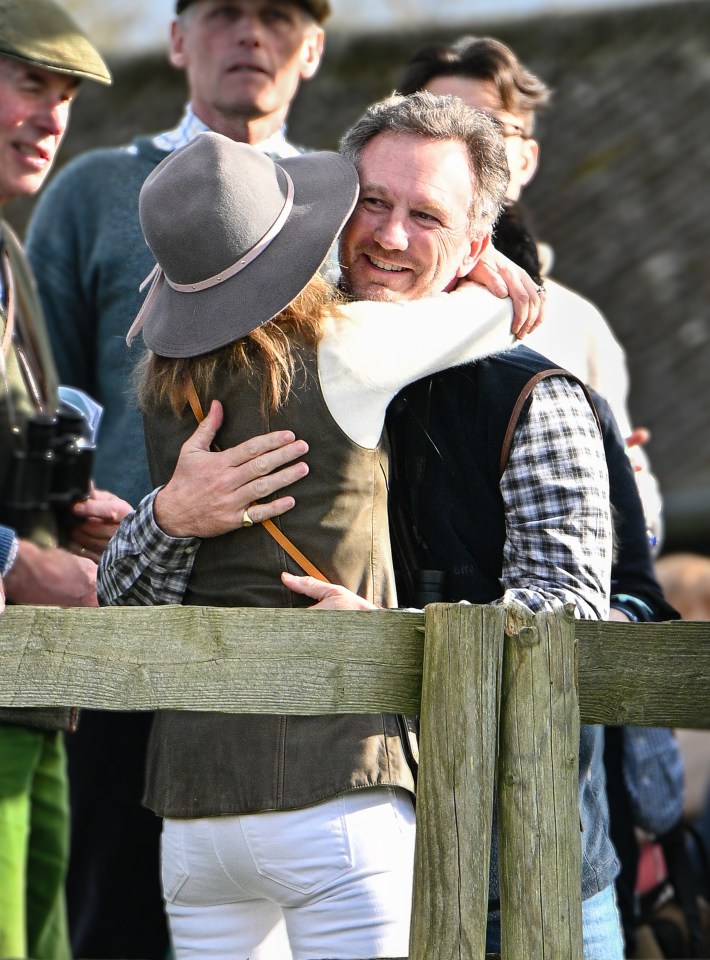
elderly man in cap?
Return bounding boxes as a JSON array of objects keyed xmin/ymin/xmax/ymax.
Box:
[
  {"xmin": 0, "ymin": 2, "xmax": 117, "ymax": 958},
  {"xmin": 23, "ymin": 2, "xmax": 330, "ymax": 956}
]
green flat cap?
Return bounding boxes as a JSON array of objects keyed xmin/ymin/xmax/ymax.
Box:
[
  {"xmin": 175, "ymin": 0, "xmax": 331, "ymax": 24},
  {"xmin": 0, "ymin": 0, "xmax": 111, "ymax": 85}
]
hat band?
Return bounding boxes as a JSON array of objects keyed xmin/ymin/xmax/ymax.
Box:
[
  {"xmin": 166, "ymin": 169, "xmax": 295, "ymax": 293},
  {"xmin": 127, "ymin": 168, "xmax": 294, "ymax": 347}
]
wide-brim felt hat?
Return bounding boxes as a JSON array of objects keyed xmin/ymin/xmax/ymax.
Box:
[
  {"xmin": 131, "ymin": 132, "xmax": 358, "ymax": 359},
  {"xmin": 0, "ymin": 0, "xmax": 111, "ymax": 85},
  {"xmin": 175, "ymin": 0, "xmax": 331, "ymax": 22}
]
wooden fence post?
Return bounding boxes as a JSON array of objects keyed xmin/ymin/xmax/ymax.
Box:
[
  {"xmin": 410, "ymin": 603, "xmax": 506, "ymax": 960},
  {"xmin": 6, "ymin": 605, "xmax": 710, "ymax": 957},
  {"xmin": 498, "ymin": 604, "xmax": 582, "ymax": 960}
]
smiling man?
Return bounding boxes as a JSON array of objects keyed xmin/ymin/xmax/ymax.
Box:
[
  {"xmin": 94, "ymin": 92, "xmax": 608, "ymax": 959},
  {"xmin": 337, "ymin": 92, "xmax": 622, "ymax": 959},
  {"xmin": 338, "ymin": 133, "xmax": 485, "ymax": 302},
  {"xmin": 397, "ymin": 35, "xmax": 663, "ymax": 551},
  {"xmin": 0, "ymin": 57, "xmax": 79, "ymax": 197},
  {"xmin": 23, "ymin": 1, "xmax": 329, "ymax": 957}
]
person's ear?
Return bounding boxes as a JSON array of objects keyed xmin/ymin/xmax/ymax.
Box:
[
  {"xmin": 518, "ymin": 137, "xmax": 540, "ymax": 189},
  {"xmin": 455, "ymin": 232, "xmax": 491, "ymax": 278},
  {"xmin": 169, "ymin": 20, "xmax": 187, "ymax": 70},
  {"xmin": 299, "ymin": 27, "xmax": 325, "ymax": 80}
]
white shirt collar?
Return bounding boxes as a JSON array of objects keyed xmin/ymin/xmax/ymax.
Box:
[{"xmin": 152, "ymin": 104, "xmax": 299, "ymax": 159}]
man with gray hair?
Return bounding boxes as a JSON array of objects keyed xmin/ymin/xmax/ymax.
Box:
[
  {"xmin": 337, "ymin": 92, "xmax": 511, "ymax": 304},
  {"xmin": 319, "ymin": 91, "xmax": 624, "ymax": 958},
  {"xmin": 288, "ymin": 90, "xmax": 622, "ymax": 957},
  {"xmin": 24, "ymin": 16, "xmax": 540, "ymax": 955},
  {"xmin": 98, "ymin": 91, "xmax": 610, "ymax": 958},
  {"xmin": 396, "ymin": 34, "xmax": 663, "ymax": 551}
]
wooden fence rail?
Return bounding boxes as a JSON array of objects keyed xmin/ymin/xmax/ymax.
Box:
[{"xmin": 1, "ymin": 603, "xmax": 709, "ymax": 959}]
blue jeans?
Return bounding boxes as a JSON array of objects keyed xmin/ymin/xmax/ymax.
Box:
[{"xmin": 485, "ymin": 883, "xmax": 624, "ymax": 959}]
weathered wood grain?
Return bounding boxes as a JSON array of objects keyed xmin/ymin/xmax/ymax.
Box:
[
  {"xmin": 2, "ymin": 608, "xmax": 710, "ymax": 726},
  {"xmin": 0, "ymin": 605, "xmax": 424, "ymax": 714},
  {"xmin": 410, "ymin": 603, "xmax": 505, "ymax": 960},
  {"xmin": 498, "ymin": 604, "xmax": 582, "ymax": 960},
  {"xmin": 3, "ymin": 605, "xmax": 710, "ymax": 959},
  {"xmin": 575, "ymin": 619, "xmax": 710, "ymax": 727}
]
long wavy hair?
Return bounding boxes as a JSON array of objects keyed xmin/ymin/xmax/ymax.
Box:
[{"xmin": 138, "ymin": 272, "xmax": 342, "ymax": 418}]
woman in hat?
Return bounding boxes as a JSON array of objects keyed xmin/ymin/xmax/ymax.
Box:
[{"xmin": 126, "ymin": 105, "xmax": 524, "ymax": 959}]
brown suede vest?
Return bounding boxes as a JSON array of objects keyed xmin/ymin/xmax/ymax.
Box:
[{"xmin": 142, "ymin": 346, "xmax": 417, "ymax": 817}]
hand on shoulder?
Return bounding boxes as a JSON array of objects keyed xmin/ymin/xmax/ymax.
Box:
[{"xmin": 462, "ymin": 244, "xmax": 545, "ymax": 338}]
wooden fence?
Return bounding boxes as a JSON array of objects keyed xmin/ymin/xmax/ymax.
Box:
[{"xmin": 1, "ymin": 602, "xmax": 709, "ymax": 959}]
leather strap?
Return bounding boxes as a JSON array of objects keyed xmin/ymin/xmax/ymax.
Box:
[
  {"xmin": 0, "ymin": 249, "xmax": 22, "ymax": 444},
  {"xmin": 500, "ymin": 368, "xmax": 602, "ymax": 478},
  {"xmin": 186, "ymin": 378, "xmax": 329, "ymax": 583},
  {"xmin": 259, "ymin": 517, "xmax": 329, "ymax": 583},
  {"xmin": 1, "ymin": 249, "xmax": 15, "ymax": 359}
]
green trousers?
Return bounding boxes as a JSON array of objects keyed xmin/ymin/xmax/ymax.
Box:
[{"xmin": 0, "ymin": 725, "xmax": 71, "ymax": 960}]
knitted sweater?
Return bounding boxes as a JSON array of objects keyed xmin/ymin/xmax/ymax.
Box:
[{"xmin": 26, "ymin": 137, "xmax": 172, "ymax": 508}]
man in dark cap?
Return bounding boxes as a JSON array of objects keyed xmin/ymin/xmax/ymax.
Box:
[
  {"xmin": 0, "ymin": 4, "xmax": 115, "ymax": 957},
  {"xmin": 23, "ymin": 2, "xmax": 331, "ymax": 957}
]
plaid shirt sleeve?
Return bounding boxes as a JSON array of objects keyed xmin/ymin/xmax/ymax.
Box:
[
  {"xmin": 97, "ymin": 489, "xmax": 199, "ymax": 607},
  {"xmin": 497, "ymin": 376, "xmax": 612, "ymax": 620}
]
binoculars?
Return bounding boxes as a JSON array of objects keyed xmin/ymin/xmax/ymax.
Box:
[
  {"xmin": 3, "ymin": 405, "xmax": 95, "ymax": 545},
  {"xmin": 413, "ymin": 569, "xmax": 447, "ymax": 607}
]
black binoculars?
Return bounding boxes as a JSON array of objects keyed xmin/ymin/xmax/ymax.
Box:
[
  {"xmin": 413, "ymin": 569, "xmax": 447, "ymax": 607},
  {"xmin": 3, "ymin": 405, "xmax": 95, "ymax": 544}
]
